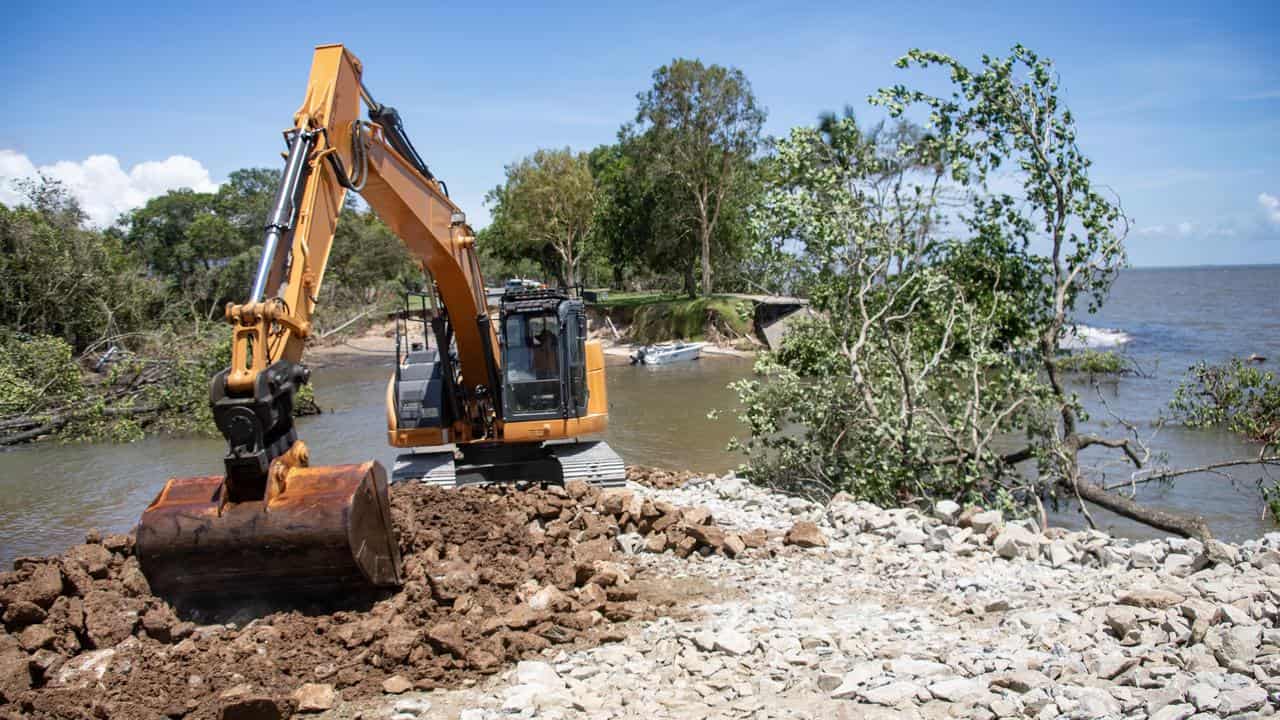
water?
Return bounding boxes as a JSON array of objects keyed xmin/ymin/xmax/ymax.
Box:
[
  {"xmin": 1063, "ymin": 265, "xmax": 1280, "ymax": 540},
  {"xmin": 1, "ymin": 266, "xmax": 1277, "ymax": 564}
]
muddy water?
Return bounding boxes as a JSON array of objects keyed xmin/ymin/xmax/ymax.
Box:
[
  {"xmin": 3, "ymin": 266, "xmax": 1280, "ymax": 565},
  {"xmin": 0, "ymin": 356, "xmax": 753, "ymax": 566}
]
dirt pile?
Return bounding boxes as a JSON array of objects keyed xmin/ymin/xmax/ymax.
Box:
[{"xmin": 0, "ymin": 477, "xmax": 759, "ymax": 719}]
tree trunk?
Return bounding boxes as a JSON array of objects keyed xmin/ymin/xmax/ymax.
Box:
[
  {"xmin": 1062, "ymin": 476, "xmax": 1213, "ymax": 540},
  {"xmin": 700, "ymin": 226, "xmax": 712, "ymax": 296}
]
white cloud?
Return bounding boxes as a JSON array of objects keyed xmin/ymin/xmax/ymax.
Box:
[
  {"xmin": 1136, "ymin": 221, "xmax": 1198, "ymax": 237},
  {"xmin": 1260, "ymin": 192, "xmax": 1280, "ymax": 225},
  {"xmin": 0, "ymin": 149, "xmax": 217, "ymax": 227}
]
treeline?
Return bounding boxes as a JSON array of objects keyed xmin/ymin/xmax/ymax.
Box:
[
  {"xmin": 0, "ymin": 173, "xmax": 416, "ymax": 442},
  {"xmin": 481, "ymin": 59, "xmax": 765, "ymax": 296}
]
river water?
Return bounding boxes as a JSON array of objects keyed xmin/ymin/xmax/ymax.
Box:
[{"xmin": 1, "ymin": 266, "xmax": 1277, "ymax": 564}]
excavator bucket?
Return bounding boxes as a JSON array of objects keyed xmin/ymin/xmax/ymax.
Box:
[{"xmin": 136, "ymin": 461, "xmax": 402, "ymax": 599}]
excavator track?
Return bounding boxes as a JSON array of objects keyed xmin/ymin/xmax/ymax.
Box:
[{"xmin": 392, "ymin": 440, "xmax": 626, "ymax": 488}]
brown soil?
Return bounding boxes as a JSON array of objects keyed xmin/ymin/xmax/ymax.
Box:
[{"xmin": 0, "ymin": 473, "xmax": 759, "ymax": 720}]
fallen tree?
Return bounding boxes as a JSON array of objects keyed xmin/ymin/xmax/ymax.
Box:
[{"xmin": 734, "ymin": 45, "xmax": 1253, "ymax": 538}]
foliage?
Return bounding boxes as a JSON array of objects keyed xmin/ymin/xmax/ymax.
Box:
[
  {"xmin": 484, "ymin": 148, "xmax": 597, "ymax": 288},
  {"xmin": 1057, "ymin": 350, "xmax": 1130, "ymax": 375},
  {"xmin": 1, "ymin": 167, "xmax": 409, "ymax": 445},
  {"xmin": 734, "ymin": 113, "xmax": 1044, "ymax": 508},
  {"xmin": 626, "ymin": 58, "xmax": 766, "ymax": 296},
  {"xmin": 622, "ymin": 296, "xmax": 754, "ymax": 344},
  {"xmin": 874, "ymin": 45, "xmax": 1131, "ymax": 494},
  {"xmin": 1169, "ymin": 358, "xmax": 1280, "ymax": 447},
  {"xmin": 737, "ymin": 45, "xmax": 1133, "ymax": 517},
  {"xmin": 770, "ymin": 315, "xmax": 844, "ymax": 377},
  {"xmin": 324, "ymin": 203, "xmax": 420, "ymax": 306},
  {"xmin": 0, "ymin": 178, "xmax": 165, "ymax": 351},
  {"xmin": 122, "ymin": 168, "xmax": 282, "ymax": 320},
  {"xmin": 0, "ymin": 333, "xmax": 84, "ymax": 416}
]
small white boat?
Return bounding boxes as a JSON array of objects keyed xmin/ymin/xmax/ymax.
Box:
[{"xmin": 629, "ymin": 341, "xmax": 703, "ymax": 365}]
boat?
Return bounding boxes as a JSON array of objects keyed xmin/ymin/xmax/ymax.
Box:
[{"xmin": 629, "ymin": 341, "xmax": 703, "ymax": 365}]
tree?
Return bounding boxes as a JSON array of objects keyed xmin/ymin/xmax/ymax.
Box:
[
  {"xmin": 120, "ymin": 167, "xmax": 282, "ymax": 319},
  {"xmin": 325, "ymin": 201, "xmax": 418, "ymax": 303},
  {"xmin": 740, "ymin": 45, "xmax": 1222, "ymax": 539},
  {"xmin": 735, "ymin": 113, "xmax": 1041, "ymax": 507},
  {"xmin": 588, "ymin": 140, "xmax": 690, "ymax": 289},
  {"xmin": 0, "ymin": 178, "xmax": 162, "ymax": 350},
  {"xmin": 484, "ymin": 148, "xmax": 596, "ymax": 288},
  {"xmin": 630, "ymin": 58, "xmax": 765, "ymax": 295}
]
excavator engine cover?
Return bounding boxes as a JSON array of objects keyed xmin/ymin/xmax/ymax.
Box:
[{"xmin": 136, "ymin": 461, "xmax": 402, "ymax": 599}]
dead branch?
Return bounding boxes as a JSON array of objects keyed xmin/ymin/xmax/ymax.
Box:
[
  {"xmin": 1066, "ymin": 475, "xmax": 1212, "ymax": 540},
  {"xmin": 1106, "ymin": 456, "xmax": 1280, "ymax": 492}
]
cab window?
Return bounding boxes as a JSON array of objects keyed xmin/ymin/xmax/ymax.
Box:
[{"xmin": 504, "ymin": 311, "xmax": 561, "ymax": 416}]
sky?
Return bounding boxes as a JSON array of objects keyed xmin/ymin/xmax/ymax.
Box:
[{"xmin": 1, "ymin": 1, "xmax": 1277, "ymax": 267}]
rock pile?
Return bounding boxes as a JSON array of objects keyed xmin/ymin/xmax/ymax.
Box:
[
  {"xmin": 7, "ymin": 467, "xmax": 1280, "ymax": 720},
  {"xmin": 0, "ymin": 480, "xmax": 756, "ymax": 720},
  {"xmin": 431, "ymin": 475, "xmax": 1280, "ymax": 720},
  {"xmin": 626, "ymin": 466, "xmax": 702, "ymax": 490}
]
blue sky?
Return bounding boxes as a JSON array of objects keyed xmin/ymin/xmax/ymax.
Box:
[{"xmin": 2, "ymin": 1, "xmax": 1277, "ymax": 266}]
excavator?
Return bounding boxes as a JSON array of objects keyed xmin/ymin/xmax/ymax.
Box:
[{"xmin": 135, "ymin": 44, "xmax": 624, "ymax": 598}]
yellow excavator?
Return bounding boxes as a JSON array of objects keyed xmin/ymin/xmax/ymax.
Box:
[{"xmin": 135, "ymin": 44, "xmax": 623, "ymax": 598}]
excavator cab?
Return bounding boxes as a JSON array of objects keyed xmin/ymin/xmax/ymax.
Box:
[{"xmin": 499, "ymin": 289, "xmax": 589, "ymax": 422}]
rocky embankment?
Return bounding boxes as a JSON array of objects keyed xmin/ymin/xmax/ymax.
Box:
[
  {"xmin": 404, "ymin": 475, "xmax": 1280, "ymax": 720},
  {"xmin": 2, "ymin": 468, "xmax": 1279, "ymax": 719}
]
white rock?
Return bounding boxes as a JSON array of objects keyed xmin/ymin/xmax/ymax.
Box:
[
  {"xmin": 393, "ymin": 698, "xmax": 433, "ymax": 716},
  {"xmin": 1046, "ymin": 539, "xmax": 1074, "ymax": 567},
  {"xmin": 1186, "ymin": 683, "xmax": 1218, "ymax": 711},
  {"xmin": 1217, "ymin": 685, "xmax": 1266, "ymax": 715},
  {"xmin": 888, "ymin": 657, "xmax": 951, "ymax": 678},
  {"xmin": 994, "ymin": 525, "xmax": 1039, "ymax": 560},
  {"xmin": 52, "ymin": 649, "xmax": 115, "ymax": 688},
  {"xmin": 1129, "ymin": 541, "xmax": 1165, "ymax": 568},
  {"xmin": 1149, "ymin": 704, "xmax": 1195, "ymax": 720},
  {"xmin": 861, "ymin": 681, "xmax": 925, "ymax": 706},
  {"xmin": 933, "ymin": 500, "xmax": 961, "ymax": 524},
  {"xmin": 1203, "ymin": 625, "xmax": 1261, "ymax": 670},
  {"xmin": 894, "ymin": 527, "xmax": 928, "ymax": 546},
  {"xmin": 515, "ymin": 660, "xmax": 564, "ymax": 688},
  {"xmin": 713, "ymin": 629, "xmax": 754, "ymax": 656},
  {"xmin": 970, "ymin": 510, "xmax": 1003, "ymax": 532},
  {"xmin": 927, "ymin": 677, "xmax": 985, "ymax": 702}
]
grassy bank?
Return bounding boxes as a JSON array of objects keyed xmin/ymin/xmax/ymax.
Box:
[{"xmin": 591, "ymin": 293, "xmax": 755, "ymax": 344}]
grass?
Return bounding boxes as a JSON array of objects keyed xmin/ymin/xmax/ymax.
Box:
[
  {"xmin": 592, "ymin": 293, "xmax": 755, "ymax": 343},
  {"xmin": 1057, "ymin": 349, "xmax": 1131, "ymax": 375},
  {"xmin": 591, "ymin": 291, "xmax": 683, "ymax": 309}
]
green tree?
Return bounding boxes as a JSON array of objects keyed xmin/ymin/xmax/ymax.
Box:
[
  {"xmin": 588, "ymin": 140, "xmax": 687, "ymax": 289},
  {"xmin": 0, "ymin": 178, "xmax": 162, "ymax": 350},
  {"xmin": 122, "ymin": 167, "xmax": 280, "ymax": 318},
  {"xmin": 735, "ymin": 114, "xmax": 1042, "ymax": 506},
  {"xmin": 325, "ymin": 202, "xmax": 419, "ymax": 302},
  {"xmin": 484, "ymin": 148, "xmax": 596, "ymax": 288},
  {"xmin": 629, "ymin": 58, "xmax": 765, "ymax": 296},
  {"xmin": 740, "ymin": 47, "xmax": 1211, "ymax": 538}
]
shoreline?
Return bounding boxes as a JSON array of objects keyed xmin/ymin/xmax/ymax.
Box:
[{"xmin": 306, "ymin": 320, "xmax": 757, "ymax": 371}]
